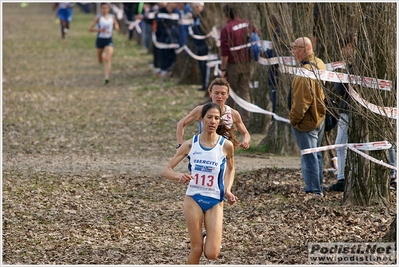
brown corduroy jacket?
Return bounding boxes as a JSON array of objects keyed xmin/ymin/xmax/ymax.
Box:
[{"xmin": 289, "ymin": 54, "xmax": 326, "ymax": 132}]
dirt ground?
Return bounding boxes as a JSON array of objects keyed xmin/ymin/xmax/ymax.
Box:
[{"xmin": 2, "ymin": 3, "xmax": 396, "ymax": 265}]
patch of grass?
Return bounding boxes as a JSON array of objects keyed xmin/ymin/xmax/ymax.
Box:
[{"xmin": 236, "ymin": 143, "xmax": 269, "ymax": 155}]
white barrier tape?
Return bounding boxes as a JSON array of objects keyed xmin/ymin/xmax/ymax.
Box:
[
  {"xmin": 348, "ymin": 146, "xmax": 397, "ymax": 171},
  {"xmin": 188, "ymin": 26, "xmax": 213, "ymax": 40},
  {"xmin": 115, "ymin": 8, "xmax": 392, "ymax": 91},
  {"xmin": 147, "ymin": 12, "xmax": 395, "ymax": 118},
  {"xmin": 127, "ymin": 19, "xmax": 142, "ymax": 34},
  {"xmin": 179, "ymin": 18, "xmax": 194, "ymax": 25},
  {"xmin": 157, "ymin": 13, "xmax": 179, "ymax": 20},
  {"xmin": 181, "ymin": 45, "xmax": 218, "ymax": 61},
  {"xmin": 214, "ymin": 63, "xmax": 220, "ymax": 76},
  {"xmin": 209, "ymin": 59, "xmax": 395, "ymax": 120},
  {"xmin": 229, "ymin": 89, "xmax": 290, "ymax": 123},
  {"xmin": 206, "ymin": 60, "xmax": 221, "ymax": 68},
  {"xmin": 258, "ymin": 57, "xmax": 346, "ymax": 72},
  {"xmin": 230, "ymin": 40, "xmax": 261, "ymax": 51},
  {"xmin": 282, "ymin": 65, "xmax": 392, "ymax": 91},
  {"xmin": 227, "ymin": 55, "xmax": 345, "ymax": 72},
  {"xmin": 210, "ymin": 55, "xmax": 391, "ymax": 91},
  {"xmin": 348, "ymin": 85, "xmax": 397, "ymax": 119},
  {"xmin": 151, "ymin": 33, "xmax": 180, "ymax": 49},
  {"xmin": 301, "ymin": 141, "xmax": 392, "ymax": 155},
  {"xmin": 175, "ymin": 46, "xmax": 185, "ymax": 55},
  {"xmin": 326, "ymin": 61, "xmax": 347, "ymax": 71},
  {"xmin": 151, "ymin": 33, "xmax": 219, "ymax": 61},
  {"xmin": 210, "ymin": 26, "xmax": 221, "ymax": 42},
  {"xmin": 109, "ymin": 3, "xmax": 124, "ymax": 20},
  {"xmin": 261, "ymin": 40, "xmax": 273, "ymax": 50},
  {"xmin": 146, "ymin": 12, "xmax": 155, "ymax": 20},
  {"xmin": 302, "ymin": 141, "xmax": 397, "ymax": 170}
]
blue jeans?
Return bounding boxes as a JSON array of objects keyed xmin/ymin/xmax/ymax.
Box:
[
  {"xmin": 389, "ymin": 146, "xmax": 396, "ymax": 177},
  {"xmin": 292, "ymin": 120, "xmax": 325, "ymax": 195},
  {"xmin": 268, "ymin": 65, "xmax": 279, "ymax": 113},
  {"xmin": 159, "ymin": 48, "xmax": 176, "ymax": 72},
  {"xmin": 142, "ymin": 22, "xmax": 152, "ymax": 50},
  {"xmin": 195, "ymin": 44, "xmax": 210, "ymax": 90},
  {"xmin": 335, "ymin": 113, "xmax": 349, "ymax": 181}
]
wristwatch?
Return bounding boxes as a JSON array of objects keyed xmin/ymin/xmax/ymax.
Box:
[{"xmin": 176, "ymin": 144, "xmax": 182, "ymax": 149}]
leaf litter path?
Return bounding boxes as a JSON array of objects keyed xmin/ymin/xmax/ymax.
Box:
[{"xmin": 2, "ymin": 3, "xmax": 396, "ymax": 265}]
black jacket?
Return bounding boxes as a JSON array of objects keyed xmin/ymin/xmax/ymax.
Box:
[{"xmin": 333, "ymin": 63, "xmax": 353, "ymax": 114}]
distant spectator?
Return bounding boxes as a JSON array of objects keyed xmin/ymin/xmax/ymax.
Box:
[
  {"xmin": 220, "ymin": 4, "xmax": 260, "ymax": 127},
  {"xmin": 177, "ymin": 3, "xmax": 192, "ymax": 47},
  {"xmin": 266, "ymin": 13, "xmax": 282, "ymax": 114},
  {"xmin": 77, "ymin": 2, "xmax": 91, "ymax": 14},
  {"xmin": 155, "ymin": 3, "xmax": 180, "ymax": 77},
  {"xmin": 289, "ymin": 36, "xmax": 326, "ymax": 197},
  {"xmin": 141, "ymin": 3, "xmax": 153, "ymax": 52},
  {"xmin": 191, "ymin": 2, "xmax": 211, "ymax": 91},
  {"xmin": 328, "ymin": 33, "xmax": 356, "ymax": 192},
  {"xmin": 389, "ymin": 145, "xmax": 396, "ymax": 190},
  {"xmin": 123, "ymin": 2, "xmax": 140, "ymax": 41},
  {"xmin": 143, "ymin": 3, "xmax": 162, "ymax": 73}
]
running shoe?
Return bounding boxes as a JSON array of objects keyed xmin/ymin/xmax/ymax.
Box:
[{"xmin": 390, "ymin": 178, "xmax": 396, "ymax": 191}]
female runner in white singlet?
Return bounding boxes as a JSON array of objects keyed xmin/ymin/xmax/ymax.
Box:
[
  {"xmin": 162, "ymin": 102, "xmax": 240, "ymax": 264},
  {"xmin": 88, "ymin": 3, "xmax": 120, "ymax": 85}
]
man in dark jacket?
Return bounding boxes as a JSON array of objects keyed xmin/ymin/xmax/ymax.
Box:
[
  {"xmin": 191, "ymin": 2, "xmax": 211, "ymax": 91},
  {"xmin": 155, "ymin": 3, "xmax": 180, "ymax": 76},
  {"xmin": 123, "ymin": 3, "xmax": 140, "ymax": 41},
  {"xmin": 329, "ymin": 34, "xmax": 355, "ymax": 192}
]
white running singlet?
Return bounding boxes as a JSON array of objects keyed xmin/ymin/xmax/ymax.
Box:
[
  {"xmin": 186, "ymin": 134, "xmax": 226, "ymax": 200},
  {"xmin": 97, "ymin": 14, "xmax": 114, "ymax": 39}
]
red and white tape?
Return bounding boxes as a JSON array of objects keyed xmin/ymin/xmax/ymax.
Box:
[
  {"xmin": 301, "ymin": 141, "xmax": 392, "ymax": 155},
  {"xmin": 301, "ymin": 141, "xmax": 396, "ymax": 170},
  {"xmin": 228, "ymin": 89, "xmax": 290, "ymax": 123},
  {"xmin": 348, "ymin": 146, "xmax": 397, "ymax": 171},
  {"xmin": 109, "ymin": 3, "xmax": 124, "ymax": 20},
  {"xmin": 209, "ymin": 57, "xmax": 395, "ymax": 120},
  {"xmin": 211, "ymin": 55, "xmax": 392, "ymax": 91},
  {"xmin": 348, "ymin": 85, "xmax": 397, "ymax": 119},
  {"xmin": 127, "ymin": 19, "xmax": 142, "ymax": 34},
  {"xmin": 151, "ymin": 33, "xmax": 218, "ymax": 61}
]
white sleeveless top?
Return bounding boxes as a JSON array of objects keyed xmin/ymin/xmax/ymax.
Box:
[
  {"xmin": 198, "ymin": 105, "xmax": 233, "ymax": 133},
  {"xmin": 97, "ymin": 14, "xmax": 114, "ymax": 39},
  {"xmin": 186, "ymin": 134, "xmax": 227, "ymax": 200}
]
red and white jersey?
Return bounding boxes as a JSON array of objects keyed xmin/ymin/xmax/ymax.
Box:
[{"xmin": 221, "ymin": 105, "xmax": 233, "ymax": 129}]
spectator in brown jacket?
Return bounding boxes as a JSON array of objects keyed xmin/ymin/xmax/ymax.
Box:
[{"xmin": 289, "ymin": 36, "xmax": 326, "ymax": 197}]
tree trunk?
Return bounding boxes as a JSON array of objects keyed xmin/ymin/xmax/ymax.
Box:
[
  {"xmin": 382, "ymin": 215, "xmax": 397, "ymax": 242},
  {"xmin": 342, "ymin": 3, "xmax": 395, "ymax": 206}
]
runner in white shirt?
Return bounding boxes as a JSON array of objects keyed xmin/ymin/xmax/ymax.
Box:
[
  {"xmin": 88, "ymin": 3, "xmax": 120, "ymax": 85},
  {"xmin": 162, "ymin": 102, "xmax": 239, "ymax": 264}
]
